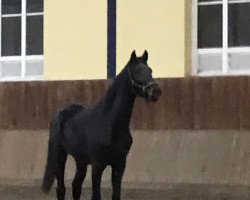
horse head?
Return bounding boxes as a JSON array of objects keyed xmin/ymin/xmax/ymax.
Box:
[{"xmin": 127, "ymin": 50, "xmax": 162, "ymax": 102}]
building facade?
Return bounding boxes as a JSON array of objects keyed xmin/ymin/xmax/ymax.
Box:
[{"xmin": 0, "ymin": 0, "xmax": 249, "ymax": 81}]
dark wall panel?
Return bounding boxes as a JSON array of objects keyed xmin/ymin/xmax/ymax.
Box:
[{"xmin": 0, "ymin": 77, "xmax": 250, "ymax": 130}]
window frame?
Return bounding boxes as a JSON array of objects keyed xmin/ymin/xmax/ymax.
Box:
[
  {"xmin": 0, "ymin": 0, "xmax": 44, "ymax": 82},
  {"xmin": 192, "ymin": 0, "xmax": 250, "ymax": 76}
]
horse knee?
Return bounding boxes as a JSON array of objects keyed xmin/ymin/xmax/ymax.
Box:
[{"xmin": 72, "ymin": 170, "xmax": 86, "ymax": 188}]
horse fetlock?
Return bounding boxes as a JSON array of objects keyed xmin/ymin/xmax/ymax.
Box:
[
  {"xmin": 112, "ymin": 194, "xmax": 121, "ymax": 200},
  {"xmin": 56, "ymin": 186, "xmax": 66, "ymax": 200},
  {"xmin": 91, "ymin": 194, "xmax": 101, "ymax": 200}
]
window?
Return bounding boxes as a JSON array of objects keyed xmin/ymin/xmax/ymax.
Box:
[
  {"xmin": 195, "ymin": 0, "xmax": 250, "ymax": 75},
  {"xmin": 0, "ymin": 0, "xmax": 43, "ymax": 81}
]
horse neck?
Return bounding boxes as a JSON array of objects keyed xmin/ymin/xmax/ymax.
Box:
[{"xmin": 102, "ymin": 67, "xmax": 136, "ymax": 129}]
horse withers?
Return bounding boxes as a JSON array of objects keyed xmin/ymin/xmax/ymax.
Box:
[{"xmin": 42, "ymin": 50, "xmax": 162, "ymax": 200}]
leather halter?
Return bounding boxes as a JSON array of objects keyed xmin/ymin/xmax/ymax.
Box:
[{"xmin": 127, "ymin": 67, "xmax": 156, "ymax": 93}]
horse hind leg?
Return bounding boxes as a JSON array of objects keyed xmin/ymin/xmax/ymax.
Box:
[
  {"xmin": 54, "ymin": 145, "xmax": 68, "ymax": 200},
  {"xmin": 91, "ymin": 163, "xmax": 106, "ymax": 200},
  {"xmin": 72, "ymin": 159, "xmax": 88, "ymax": 200}
]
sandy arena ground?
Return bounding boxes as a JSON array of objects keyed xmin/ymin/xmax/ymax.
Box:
[{"xmin": 0, "ymin": 185, "xmax": 250, "ymax": 200}]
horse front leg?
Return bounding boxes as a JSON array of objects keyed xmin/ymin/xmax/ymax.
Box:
[
  {"xmin": 91, "ymin": 163, "xmax": 106, "ymax": 200},
  {"xmin": 111, "ymin": 159, "xmax": 126, "ymax": 200}
]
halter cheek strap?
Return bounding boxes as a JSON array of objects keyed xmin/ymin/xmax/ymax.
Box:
[{"xmin": 127, "ymin": 67, "xmax": 156, "ymax": 92}]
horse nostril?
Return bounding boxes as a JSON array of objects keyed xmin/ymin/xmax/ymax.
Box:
[
  {"xmin": 158, "ymin": 88, "xmax": 162, "ymax": 96},
  {"xmin": 153, "ymin": 85, "xmax": 162, "ymax": 97}
]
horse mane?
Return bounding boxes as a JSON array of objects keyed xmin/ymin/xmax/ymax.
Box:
[{"xmin": 100, "ymin": 65, "xmax": 130, "ymax": 109}]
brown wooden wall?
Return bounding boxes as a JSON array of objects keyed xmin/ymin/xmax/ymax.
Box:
[{"xmin": 1, "ymin": 76, "xmax": 250, "ymax": 130}]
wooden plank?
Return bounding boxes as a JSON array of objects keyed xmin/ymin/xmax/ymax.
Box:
[{"xmin": 194, "ymin": 77, "xmax": 213, "ymax": 129}]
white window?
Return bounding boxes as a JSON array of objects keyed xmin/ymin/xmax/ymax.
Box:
[
  {"xmin": 193, "ymin": 0, "xmax": 250, "ymax": 76},
  {"xmin": 0, "ymin": 0, "xmax": 43, "ymax": 81}
]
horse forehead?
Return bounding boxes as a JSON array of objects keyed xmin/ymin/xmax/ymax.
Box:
[{"xmin": 137, "ymin": 62, "xmax": 148, "ymax": 69}]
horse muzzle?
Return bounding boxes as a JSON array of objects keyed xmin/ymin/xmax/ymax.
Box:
[{"xmin": 145, "ymin": 83, "xmax": 162, "ymax": 102}]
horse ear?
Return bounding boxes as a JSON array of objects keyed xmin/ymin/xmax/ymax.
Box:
[
  {"xmin": 130, "ymin": 50, "xmax": 137, "ymax": 63},
  {"xmin": 141, "ymin": 50, "xmax": 148, "ymax": 63}
]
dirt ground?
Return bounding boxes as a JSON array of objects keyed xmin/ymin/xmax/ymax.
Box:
[{"xmin": 0, "ymin": 185, "xmax": 250, "ymax": 200}]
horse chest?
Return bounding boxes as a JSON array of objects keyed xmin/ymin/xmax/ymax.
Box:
[
  {"xmin": 88, "ymin": 134, "xmax": 133, "ymax": 164},
  {"xmin": 109, "ymin": 134, "xmax": 133, "ymax": 157}
]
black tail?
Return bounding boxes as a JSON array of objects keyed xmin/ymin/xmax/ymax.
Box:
[
  {"xmin": 42, "ymin": 116, "xmax": 59, "ymax": 193},
  {"xmin": 42, "ymin": 138, "xmax": 55, "ymax": 193}
]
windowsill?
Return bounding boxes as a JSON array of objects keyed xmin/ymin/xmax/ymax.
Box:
[
  {"xmin": 194, "ymin": 69, "xmax": 250, "ymax": 77},
  {"xmin": 0, "ymin": 75, "xmax": 44, "ymax": 82}
]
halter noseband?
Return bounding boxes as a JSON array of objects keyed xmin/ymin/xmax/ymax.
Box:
[{"xmin": 127, "ymin": 67, "xmax": 156, "ymax": 93}]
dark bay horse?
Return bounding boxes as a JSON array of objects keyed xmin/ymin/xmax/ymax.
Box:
[{"xmin": 42, "ymin": 50, "xmax": 162, "ymax": 200}]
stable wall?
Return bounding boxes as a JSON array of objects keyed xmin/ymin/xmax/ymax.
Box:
[
  {"xmin": 1, "ymin": 130, "xmax": 250, "ymax": 188},
  {"xmin": 1, "ymin": 76, "xmax": 250, "ymax": 190},
  {"xmin": 1, "ymin": 77, "xmax": 250, "ymax": 130}
]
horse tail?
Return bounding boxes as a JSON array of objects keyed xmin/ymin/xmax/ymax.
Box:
[
  {"xmin": 42, "ymin": 119, "xmax": 58, "ymax": 193},
  {"xmin": 42, "ymin": 141, "xmax": 55, "ymax": 193}
]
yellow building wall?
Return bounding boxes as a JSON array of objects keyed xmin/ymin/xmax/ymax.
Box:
[
  {"xmin": 117, "ymin": 0, "xmax": 190, "ymax": 78},
  {"xmin": 44, "ymin": 0, "xmax": 107, "ymax": 80}
]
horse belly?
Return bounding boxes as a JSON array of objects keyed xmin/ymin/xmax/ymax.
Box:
[
  {"xmin": 87, "ymin": 141, "xmax": 132, "ymax": 165},
  {"xmin": 63, "ymin": 127, "xmax": 89, "ymax": 160}
]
